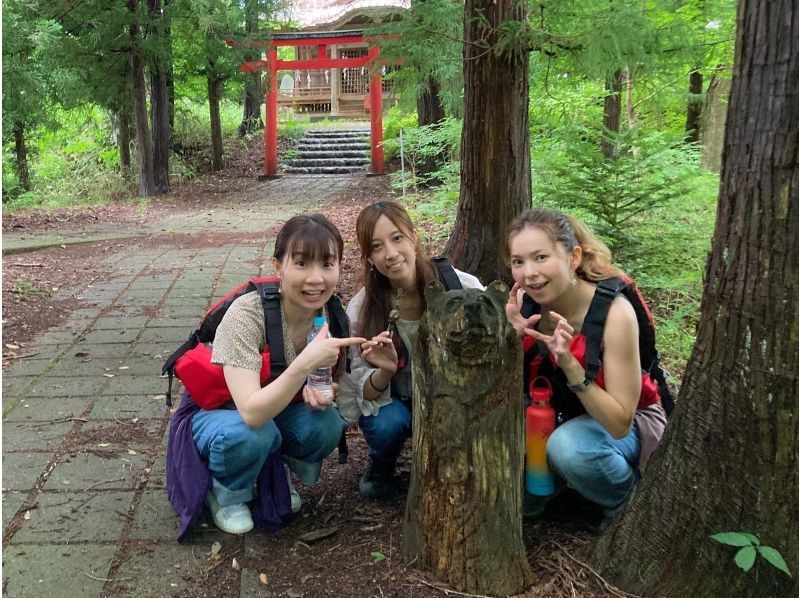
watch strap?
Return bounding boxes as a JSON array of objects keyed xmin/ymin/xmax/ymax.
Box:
[{"xmin": 567, "ymin": 377, "xmax": 592, "ymax": 393}]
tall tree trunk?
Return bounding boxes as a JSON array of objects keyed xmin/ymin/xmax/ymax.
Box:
[
  {"xmin": 415, "ymin": 75, "xmax": 446, "ymax": 185},
  {"xmin": 13, "ymin": 122, "xmax": 31, "ymax": 192},
  {"xmin": 700, "ymin": 69, "xmax": 732, "ymax": 173},
  {"xmin": 238, "ymin": 0, "xmax": 263, "ymax": 136},
  {"xmin": 128, "ymin": 0, "xmax": 156, "ymax": 197},
  {"xmin": 600, "ymin": 69, "xmax": 623, "ymax": 159},
  {"xmin": 591, "ymin": 1, "xmax": 798, "ymax": 596},
  {"xmin": 208, "ymin": 74, "xmax": 224, "ymax": 172},
  {"xmin": 118, "ymin": 110, "xmax": 132, "ymax": 172},
  {"xmin": 444, "ymin": 0, "xmax": 530, "ymax": 285},
  {"xmin": 684, "ymin": 67, "xmax": 704, "ymax": 143},
  {"xmin": 403, "ymin": 282, "xmax": 534, "ymax": 595},
  {"xmin": 148, "ymin": 0, "xmax": 171, "ymax": 194}
]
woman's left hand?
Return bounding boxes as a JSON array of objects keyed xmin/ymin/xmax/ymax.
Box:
[
  {"xmin": 523, "ymin": 310, "xmax": 575, "ymax": 366},
  {"xmin": 302, "ymin": 382, "xmax": 339, "ymax": 411}
]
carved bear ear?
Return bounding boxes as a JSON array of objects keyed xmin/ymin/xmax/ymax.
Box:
[
  {"xmin": 485, "ymin": 280, "xmax": 509, "ymax": 303},
  {"xmin": 424, "ymin": 279, "xmax": 446, "ymax": 307}
]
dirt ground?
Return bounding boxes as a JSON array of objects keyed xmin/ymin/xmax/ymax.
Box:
[{"xmin": 2, "ymin": 138, "xmax": 623, "ymax": 597}]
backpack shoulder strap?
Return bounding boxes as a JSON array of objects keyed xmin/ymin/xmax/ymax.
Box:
[
  {"xmin": 583, "ymin": 277, "xmax": 626, "ymax": 382},
  {"xmin": 325, "ymin": 294, "xmax": 349, "ymax": 338},
  {"xmin": 432, "ymin": 256, "xmax": 463, "ymax": 291},
  {"xmin": 520, "ymin": 292, "xmax": 541, "ymax": 319},
  {"xmin": 253, "ymin": 280, "xmax": 285, "ymax": 376}
]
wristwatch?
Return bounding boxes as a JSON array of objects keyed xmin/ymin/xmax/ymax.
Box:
[{"xmin": 567, "ymin": 377, "xmax": 592, "ymax": 393}]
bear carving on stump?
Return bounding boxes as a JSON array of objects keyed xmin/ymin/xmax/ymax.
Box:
[{"xmin": 402, "ymin": 280, "xmax": 534, "ymax": 596}]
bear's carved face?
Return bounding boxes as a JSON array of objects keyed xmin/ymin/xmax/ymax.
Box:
[{"xmin": 423, "ymin": 280, "xmax": 513, "ymax": 367}]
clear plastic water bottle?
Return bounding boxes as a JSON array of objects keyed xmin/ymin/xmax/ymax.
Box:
[{"xmin": 306, "ymin": 315, "xmax": 334, "ymax": 399}]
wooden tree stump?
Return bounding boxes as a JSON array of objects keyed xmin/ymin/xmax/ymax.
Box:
[{"xmin": 402, "ymin": 281, "xmax": 534, "ymax": 596}]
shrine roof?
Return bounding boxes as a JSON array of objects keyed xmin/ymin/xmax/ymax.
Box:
[{"xmin": 285, "ymin": 0, "xmax": 410, "ymax": 30}]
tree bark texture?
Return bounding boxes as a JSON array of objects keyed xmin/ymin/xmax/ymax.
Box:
[
  {"xmin": 117, "ymin": 111, "xmax": 132, "ymax": 172},
  {"xmin": 13, "ymin": 122, "xmax": 31, "ymax": 192},
  {"xmin": 128, "ymin": 0, "xmax": 156, "ymax": 197},
  {"xmin": 238, "ymin": 0, "xmax": 263, "ymax": 136},
  {"xmin": 415, "ymin": 76, "xmax": 446, "ymax": 184},
  {"xmin": 403, "ymin": 282, "xmax": 534, "ymax": 596},
  {"xmin": 208, "ymin": 75, "xmax": 224, "ymax": 172},
  {"xmin": 148, "ymin": 0, "xmax": 171, "ymax": 194},
  {"xmin": 700, "ymin": 70, "xmax": 731, "ymax": 173},
  {"xmin": 600, "ymin": 69, "xmax": 623, "ymax": 159},
  {"xmin": 444, "ymin": 0, "xmax": 530, "ymax": 285},
  {"xmin": 684, "ymin": 68, "xmax": 704, "ymax": 143},
  {"xmin": 591, "ymin": 2, "xmax": 798, "ymax": 596}
]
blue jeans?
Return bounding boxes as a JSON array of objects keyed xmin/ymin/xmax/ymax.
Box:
[
  {"xmin": 359, "ymin": 398, "xmax": 411, "ymax": 464},
  {"xmin": 547, "ymin": 414, "xmax": 640, "ymax": 516},
  {"xmin": 192, "ymin": 403, "xmax": 346, "ymax": 506}
]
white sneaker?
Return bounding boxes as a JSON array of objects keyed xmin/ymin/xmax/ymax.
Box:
[
  {"xmin": 284, "ymin": 464, "xmax": 302, "ymax": 513},
  {"xmin": 206, "ymin": 492, "xmax": 253, "ymax": 534}
]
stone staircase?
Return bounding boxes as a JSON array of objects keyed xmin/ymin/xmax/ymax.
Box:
[{"xmin": 283, "ymin": 129, "xmax": 371, "ymax": 174}]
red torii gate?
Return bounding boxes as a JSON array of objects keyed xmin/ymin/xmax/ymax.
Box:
[{"xmin": 239, "ymin": 30, "xmax": 384, "ymax": 178}]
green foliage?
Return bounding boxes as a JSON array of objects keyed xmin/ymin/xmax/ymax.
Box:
[
  {"xmin": 532, "ymin": 128, "xmax": 707, "ymax": 244},
  {"xmin": 278, "ymin": 116, "xmax": 309, "ymax": 142},
  {"xmin": 383, "ymin": 116, "xmax": 460, "ymax": 182},
  {"xmin": 12, "ymin": 280, "xmax": 49, "ymax": 299},
  {"xmin": 367, "ymin": 0, "xmax": 464, "ymax": 118},
  {"xmin": 370, "ymin": 551, "xmax": 386, "ymax": 564},
  {"xmin": 382, "ymin": 107, "xmax": 419, "ymax": 158},
  {"xmin": 3, "ymin": 105, "xmax": 130, "ymax": 210},
  {"xmin": 711, "ymin": 533, "xmax": 793, "ymax": 577}
]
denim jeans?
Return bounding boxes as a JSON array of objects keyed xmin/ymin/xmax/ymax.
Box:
[
  {"xmin": 546, "ymin": 414, "xmax": 640, "ymax": 516},
  {"xmin": 192, "ymin": 403, "xmax": 346, "ymax": 506},
  {"xmin": 358, "ymin": 397, "xmax": 411, "ymax": 464}
]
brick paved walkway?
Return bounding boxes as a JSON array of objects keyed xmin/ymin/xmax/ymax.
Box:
[{"xmin": 2, "ymin": 175, "xmax": 367, "ymax": 597}]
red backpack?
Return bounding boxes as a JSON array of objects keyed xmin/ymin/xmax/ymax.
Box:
[{"xmin": 161, "ymin": 276, "xmax": 349, "ymax": 410}]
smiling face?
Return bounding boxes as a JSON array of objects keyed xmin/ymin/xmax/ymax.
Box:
[
  {"xmin": 368, "ymin": 214, "xmax": 418, "ymax": 289},
  {"xmin": 508, "ymin": 226, "xmax": 581, "ymax": 305},
  {"xmin": 273, "ymin": 241, "xmax": 340, "ymax": 314}
]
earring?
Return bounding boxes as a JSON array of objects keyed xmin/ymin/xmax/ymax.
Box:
[{"xmin": 570, "ymin": 275, "xmax": 577, "ymax": 286}]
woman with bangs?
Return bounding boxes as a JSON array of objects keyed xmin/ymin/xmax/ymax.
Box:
[
  {"xmin": 338, "ymin": 201, "xmax": 483, "ymax": 499},
  {"xmin": 168, "ymin": 213, "xmax": 365, "ymax": 536}
]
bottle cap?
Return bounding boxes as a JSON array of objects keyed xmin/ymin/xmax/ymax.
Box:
[
  {"xmin": 313, "ymin": 315, "xmax": 327, "ymax": 327},
  {"xmin": 530, "ymin": 376, "xmax": 552, "ymax": 404}
]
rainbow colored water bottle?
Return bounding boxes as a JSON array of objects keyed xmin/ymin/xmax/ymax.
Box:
[{"xmin": 525, "ymin": 376, "xmax": 556, "ymax": 496}]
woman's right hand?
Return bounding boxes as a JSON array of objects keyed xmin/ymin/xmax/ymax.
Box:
[
  {"xmin": 299, "ymin": 322, "xmax": 366, "ymax": 372},
  {"xmin": 360, "ymin": 330, "xmax": 398, "ymax": 374},
  {"xmin": 506, "ymin": 282, "xmax": 541, "ymax": 338}
]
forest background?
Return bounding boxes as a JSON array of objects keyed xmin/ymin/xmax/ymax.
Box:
[{"xmin": 2, "ymin": 0, "xmax": 737, "ymax": 383}]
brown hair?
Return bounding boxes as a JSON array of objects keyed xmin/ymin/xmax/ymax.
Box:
[
  {"xmin": 273, "ymin": 213, "xmax": 344, "ymax": 264},
  {"xmin": 355, "ymin": 201, "xmax": 437, "ymax": 338},
  {"xmin": 503, "ymin": 209, "xmax": 624, "ymax": 281}
]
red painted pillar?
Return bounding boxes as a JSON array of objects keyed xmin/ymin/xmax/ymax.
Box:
[
  {"xmin": 265, "ymin": 48, "xmax": 279, "ymax": 177},
  {"xmin": 368, "ymin": 46, "xmax": 384, "ymax": 175}
]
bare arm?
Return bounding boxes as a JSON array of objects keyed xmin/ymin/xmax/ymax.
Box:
[
  {"xmin": 525, "ymin": 298, "xmax": 640, "ymax": 438},
  {"xmin": 225, "ymin": 324, "xmax": 365, "ymax": 428}
]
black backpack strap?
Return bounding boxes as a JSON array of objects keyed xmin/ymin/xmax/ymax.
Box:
[
  {"xmin": 520, "ymin": 292, "xmax": 540, "ymax": 319},
  {"xmin": 326, "ymin": 293, "xmax": 352, "ymax": 374},
  {"xmin": 254, "ymin": 281, "xmax": 286, "ymax": 379},
  {"xmin": 583, "ymin": 278, "xmax": 626, "ymax": 382},
  {"xmin": 326, "ymin": 294, "xmax": 349, "ymax": 337},
  {"xmin": 432, "ymin": 256, "xmax": 463, "ymax": 291},
  {"xmin": 161, "ymin": 331, "xmax": 200, "ymax": 407}
]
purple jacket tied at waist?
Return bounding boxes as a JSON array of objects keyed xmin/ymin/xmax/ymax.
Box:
[{"xmin": 166, "ymin": 392, "xmax": 293, "ymax": 541}]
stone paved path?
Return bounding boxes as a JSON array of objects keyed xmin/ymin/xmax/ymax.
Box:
[{"xmin": 1, "ymin": 175, "xmax": 365, "ymax": 597}]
